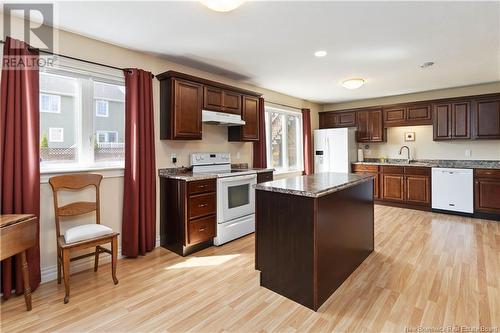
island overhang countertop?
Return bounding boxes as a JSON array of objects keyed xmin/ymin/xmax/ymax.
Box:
[{"xmin": 254, "ymin": 172, "xmax": 374, "ymax": 198}]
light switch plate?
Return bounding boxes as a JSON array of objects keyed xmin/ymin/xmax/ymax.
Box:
[{"xmin": 465, "ymin": 149, "xmax": 471, "ymax": 157}]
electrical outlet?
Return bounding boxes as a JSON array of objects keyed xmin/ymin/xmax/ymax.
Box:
[
  {"xmin": 465, "ymin": 149, "xmax": 471, "ymax": 157},
  {"xmin": 171, "ymin": 153, "xmax": 177, "ymax": 164}
]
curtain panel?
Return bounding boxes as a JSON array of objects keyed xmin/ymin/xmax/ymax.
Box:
[
  {"xmin": 252, "ymin": 97, "xmax": 267, "ymax": 168},
  {"xmin": 0, "ymin": 36, "xmax": 41, "ymax": 298},
  {"xmin": 121, "ymin": 69, "xmax": 157, "ymax": 257}
]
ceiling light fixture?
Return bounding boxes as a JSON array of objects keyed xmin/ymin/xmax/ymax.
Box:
[
  {"xmin": 200, "ymin": 0, "xmax": 244, "ymax": 12},
  {"xmin": 314, "ymin": 50, "xmax": 327, "ymax": 57},
  {"xmin": 420, "ymin": 61, "xmax": 435, "ymax": 69},
  {"xmin": 342, "ymin": 78, "xmax": 365, "ymax": 90}
]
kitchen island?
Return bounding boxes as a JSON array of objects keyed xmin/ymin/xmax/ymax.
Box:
[{"xmin": 255, "ymin": 172, "xmax": 374, "ymax": 311}]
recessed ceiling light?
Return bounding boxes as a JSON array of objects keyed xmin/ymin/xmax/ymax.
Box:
[
  {"xmin": 314, "ymin": 50, "xmax": 327, "ymax": 57},
  {"xmin": 420, "ymin": 61, "xmax": 435, "ymax": 69},
  {"xmin": 342, "ymin": 78, "xmax": 365, "ymax": 90},
  {"xmin": 200, "ymin": 0, "xmax": 244, "ymax": 12}
]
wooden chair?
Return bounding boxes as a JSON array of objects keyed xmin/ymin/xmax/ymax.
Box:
[{"xmin": 49, "ymin": 173, "xmax": 119, "ymax": 304}]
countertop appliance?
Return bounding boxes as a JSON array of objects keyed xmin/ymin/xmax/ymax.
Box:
[
  {"xmin": 314, "ymin": 128, "xmax": 357, "ymax": 173},
  {"xmin": 432, "ymin": 167, "xmax": 473, "ymax": 213},
  {"xmin": 191, "ymin": 152, "xmax": 256, "ymax": 245}
]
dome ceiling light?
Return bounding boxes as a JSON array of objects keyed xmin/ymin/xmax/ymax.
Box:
[
  {"xmin": 342, "ymin": 78, "xmax": 366, "ymax": 90},
  {"xmin": 200, "ymin": 0, "xmax": 245, "ymax": 12}
]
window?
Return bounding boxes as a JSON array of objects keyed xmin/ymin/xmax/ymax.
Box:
[
  {"xmin": 265, "ymin": 106, "xmax": 304, "ymax": 173},
  {"xmin": 39, "ymin": 58, "xmax": 125, "ymax": 172},
  {"xmin": 49, "ymin": 128, "xmax": 64, "ymax": 142},
  {"xmin": 95, "ymin": 100, "xmax": 109, "ymax": 117},
  {"xmin": 40, "ymin": 94, "xmax": 61, "ymax": 113}
]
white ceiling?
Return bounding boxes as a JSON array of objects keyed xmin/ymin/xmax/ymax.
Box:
[{"xmin": 48, "ymin": 1, "xmax": 500, "ymax": 103}]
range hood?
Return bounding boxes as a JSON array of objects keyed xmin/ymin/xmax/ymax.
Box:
[{"xmin": 202, "ymin": 110, "xmax": 245, "ymax": 126}]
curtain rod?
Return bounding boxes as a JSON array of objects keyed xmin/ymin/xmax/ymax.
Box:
[{"xmin": 0, "ymin": 39, "xmax": 154, "ymax": 78}]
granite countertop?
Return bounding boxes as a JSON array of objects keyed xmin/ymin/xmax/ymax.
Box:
[
  {"xmin": 231, "ymin": 167, "xmax": 274, "ymax": 173},
  {"xmin": 353, "ymin": 158, "xmax": 500, "ymax": 169},
  {"xmin": 255, "ymin": 172, "xmax": 373, "ymax": 198}
]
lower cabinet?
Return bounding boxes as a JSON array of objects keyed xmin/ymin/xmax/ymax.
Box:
[
  {"xmin": 352, "ymin": 164, "xmax": 379, "ymax": 199},
  {"xmin": 382, "ymin": 173, "xmax": 405, "ymax": 202},
  {"xmin": 160, "ymin": 178, "xmax": 216, "ymax": 256},
  {"xmin": 474, "ymin": 169, "xmax": 500, "ymax": 214},
  {"xmin": 405, "ymin": 175, "xmax": 430, "ymax": 205},
  {"xmin": 257, "ymin": 171, "xmax": 273, "ymax": 183}
]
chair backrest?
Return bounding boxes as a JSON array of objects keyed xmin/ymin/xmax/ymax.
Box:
[{"xmin": 49, "ymin": 173, "xmax": 103, "ymax": 238}]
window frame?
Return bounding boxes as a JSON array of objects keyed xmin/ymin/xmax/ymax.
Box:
[
  {"xmin": 95, "ymin": 99, "xmax": 109, "ymax": 117},
  {"xmin": 265, "ymin": 105, "xmax": 304, "ymax": 174},
  {"xmin": 48, "ymin": 127, "xmax": 64, "ymax": 142},
  {"xmin": 40, "ymin": 93, "xmax": 61, "ymax": 113}
]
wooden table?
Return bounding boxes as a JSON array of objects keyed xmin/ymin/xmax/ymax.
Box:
[{"xmin": 0, "ymin": 214, "xmax": 37, "ymax": 311}]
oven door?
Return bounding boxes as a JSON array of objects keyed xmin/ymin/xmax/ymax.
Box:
[{"xmin": 217, "ymin": 174, "xmax": 257, "ymax": 223}]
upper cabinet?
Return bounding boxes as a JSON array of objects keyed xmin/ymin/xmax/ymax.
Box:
[
  {"xmin": 157, "ymin": 71, "xmax": 261, "ymax": 141},
  {"xmin": 228, "ymin": 95, "xmax": 260, "ymax": 141},
  {"xmin": 383, "ymin": 103, "xmax": 432, "ymax": 127},
  {"xmin": 319, "ymin": 110, "xmax": 356, "ymax": 128},
  {"xmin": 472, "ymin": 96, "xmax": 500, "ymax": 139},
  {"xmin": 160, "ymin": 78, "xmax": 203, "ymax": 140},
  {"xmin": 433, "ymin": 100, "xmax": 471, "ymax": 140},
  {"xmin": 357, "ymin": 108, "xmax": 385, "ymax": 143}
]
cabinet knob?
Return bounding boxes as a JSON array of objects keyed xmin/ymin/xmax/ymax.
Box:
[{"xmin": 198, "ymin": 203, "xmax": 208, "ymax": 208}]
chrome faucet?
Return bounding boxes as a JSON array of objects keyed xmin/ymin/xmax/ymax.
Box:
[{"xmin": 399, "ymin": 146, "xmax": 411, "ymax": 164}]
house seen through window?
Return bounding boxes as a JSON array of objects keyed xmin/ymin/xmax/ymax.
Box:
[
  {"xmin": 265, "ymin": 105, "xmax": 304, "ymax": 173},
  {"xmin": 39, "ymin": 61, "xmax": 125, "ymax": 172}
]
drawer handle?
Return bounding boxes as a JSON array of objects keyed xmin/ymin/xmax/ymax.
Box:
[
  {"xmin": 198, "ymin": 185, "xmax": 207, "ymax": 188},
  {"xmin": 198, "ymin": 203, "xmax": 208, "ymax": 208},
  {"xmin": 199, "ymin": 227, "xmax": 207, "ymax": 232}
]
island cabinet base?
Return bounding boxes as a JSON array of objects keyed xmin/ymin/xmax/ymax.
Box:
[{"xmin": 256, "ymin": 180, "xmax": 374, "ymax": 311}]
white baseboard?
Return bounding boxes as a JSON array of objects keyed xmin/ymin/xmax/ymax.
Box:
[{"xmin": 40, "ymin": 235, "xmax": 161, "ymax": 284}]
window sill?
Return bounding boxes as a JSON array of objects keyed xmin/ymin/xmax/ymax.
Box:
[{"xmin": 40, "ymin": 166, "xmax": 124, "ymax": 183}]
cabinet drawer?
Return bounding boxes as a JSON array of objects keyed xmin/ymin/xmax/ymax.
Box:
[
  {"xmin": 380, "ymin": 166, "xmax": 404, "ymax": 174},
  {"xmin": 188, "ymin": 179, "xmax": 216, "ymax": 195},
  {"xmin": 187, "ymin": 215, "xmax": 216, "ymax": 245},
  {"xmin": 257, "ymin": 171, "xmax": 273, "ymax": 183},
  {"xmin": 188, "ymin": 192, "xmax": 216, "ymax": 220},
  {"xmin": 404, "ymin": 166, "xmax": 431, "ymax": 176},
  {"xmin": 475, "ymin": 169, "xmax": 500, "ymax": 179},
  {"xmin": 352, "ymin": 164, "xmax": 379, "ymax": 173}
]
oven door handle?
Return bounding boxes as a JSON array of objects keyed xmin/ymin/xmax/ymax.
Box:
[{"xmin": 219, "ymin": 174, "xmax": 257, "ymax": 183}]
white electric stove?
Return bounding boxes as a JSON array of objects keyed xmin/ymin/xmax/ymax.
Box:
[{"xmin": 191, "ymin": 153, "xmax": 256, "ymax": 245}]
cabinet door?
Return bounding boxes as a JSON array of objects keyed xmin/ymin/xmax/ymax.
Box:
[
  {"xmin": 319, "ymin": 112, "xmax": 338, "ymax": 128},
  {"xmin": 433, "ymin": 103, "xmax": 452, "ymax": 140},
  {"xmin": 174, "ymin": 79, "xmax": 202, "ymax": 139},
  {"xmin": 356, "ymin": 111, "xmax": 370, "ymax": 142},
  {"xmin": 203, "ymin": 86, "xmax": 223, "ymax": 111},
  {"xmin": 369, "ymin": 109, "xmax": 384, "ymax": 142},
  {"xmin": 383, "ymin": 106, "xmax": 406, "ymax": 126},
  {"xmin": 382, "ymin": 174, "xmax": 405, "ymax": 202},
  {"xmin": 338, "ymin": 111, "xmax": 356, "ymax": 127},
  {"xmin": 405, "ymin": 175, "xmax": 430, "ymax": 206},
  {"xmin": 473, "ymin": 98, "xmax": 500, "ymax": 139},
  {"xmin": 407, "ymin": 104, "xmax": 432, "ymax": 124},
  {"xmin": 222, "ymin": 90, "xmax": 242, "ymax": 114},
  {"xmin": 241, "ymin": 95, "xmax": 259, "ymax": 141},
  {"xmin": 452, "ymin": 102, "xmax": 470, "ymax": 139}
]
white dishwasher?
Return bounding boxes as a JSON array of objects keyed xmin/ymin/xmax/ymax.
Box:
[{"xmin": 432, "ymin": 168, "xmax": 474, "ymax": 213}]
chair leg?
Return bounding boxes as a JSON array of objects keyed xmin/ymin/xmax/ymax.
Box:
[
  {"xmin": 19, "ymin": 251, "xmax": 32, "ymax": 311},
  {"xmin": 62, "ymin": 249, "xmax": 71, "ymax": 303},
  {"xmin": 57, "ymin": 248, "xmax": 61, "ymax": 284},
  {"xmin": 111, "ymin": 237, "xmax": 118, "ymax": 285},
  {"xmin": 94, "ymin": 246, "xmax": 99, "ymax": 272}
]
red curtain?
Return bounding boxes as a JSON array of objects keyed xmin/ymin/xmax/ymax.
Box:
[
  {"xmin": 121, "ymin": 69, "xmax": 156, "ymax": 257},
  {"xmin": 252, "ymin": 97, "xmax": 267, "ymax": 168},
  {"xmin": 0, "ymin": 37, "xmax": 41, "ymax": 298},
  {"xmin": 302, "ymin": 108, "xmax": 313, "ymax": 175}
]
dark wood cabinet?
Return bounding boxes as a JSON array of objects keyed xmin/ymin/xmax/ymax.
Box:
[
  {"xmin": 160, "ymin": 78, "xmax": 203, "ymax": 140},
  {"xmin": 352, "ymin": 164, "xmax": 379, "ymax": 199},
  {"xmin": 433, "ymin": 101, "xmax": 470, "ymax": 140},
  {"xmin": 319, "ymin": 111, "xmax": 356, "ymax": 128},
  {"xmin": 472, "ymin": 96, "xmax": 500, "ymax": 139},
  {"xmin": 160, "ymin": 178, "xmax": 216, "ymax": 256},
  {"xmin": 378, "ymin": 166, "xmax": 430, "ymax": 206},
  {"xmin": 474, "ymin": 169, "xmax": 500, "ymax": 214},
  {"xmin": 228, "ymin": 95, "xmax": 260, "ymax": 141},
  {"xmin": 203, "ymin": 86, "xmax": 242, "ymax": 114},
  {"xmin": 357, "ymin": 109, "xmax": 384, "ymax": 142},
  {"xmin": 381, "ymin": 166, "xmax": 405, "ymax": 202},
  {"xmin": 257, "ymin": 171, "xmax": 273, "ymax": 183},
  {"xmin": 383, "ymin": 104, "xmax": 432, "ymax": 127},
  {"xmin": 223, "ymin": 91, "xmax": 242, "ymax": 114}
]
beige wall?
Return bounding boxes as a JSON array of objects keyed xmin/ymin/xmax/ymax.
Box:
[
  {"xmin": 322, "ymin": 83, "xmax": 500, "ymax": 161},
  {"xmin": 1, "ymin": 17, "xmax": 321, "ymax": 282}
]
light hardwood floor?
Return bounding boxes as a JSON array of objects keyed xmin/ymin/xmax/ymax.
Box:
[{"xmin": 1, "ymin": 205, "xmax": 499, "ymax": 332}]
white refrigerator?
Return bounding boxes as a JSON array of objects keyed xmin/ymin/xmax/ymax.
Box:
[{"xmin": 314, "ymin": 128, "xmax": 357, "ymax": 173}]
